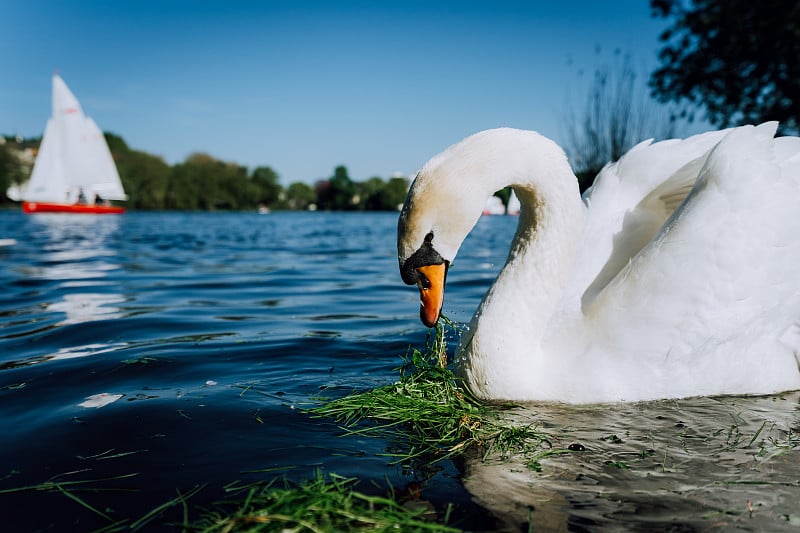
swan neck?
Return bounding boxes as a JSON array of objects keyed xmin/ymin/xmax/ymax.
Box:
[
  {"xmin": 504, "ymin": 176, "xmax": 583, "ymax": 323},
  {"xmin": 477, "ymin": 132, "xmax": 584, "ymax": 330},
  {"xmin": 459, "ymin": 161, "xmax": 583, "ymax": 400},
  {"xmin": 468, "ymin": 135, "xmax": 585, "ymax": 342}
]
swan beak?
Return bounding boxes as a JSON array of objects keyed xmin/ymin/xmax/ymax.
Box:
[{"xmin": 415, "ymin": 263, "xmax": 447, "ymax": 328}]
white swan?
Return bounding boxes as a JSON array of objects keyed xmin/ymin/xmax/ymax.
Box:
[{"xmin": 397, "ymin": 123, "xmax": 800, "ymax": 403}]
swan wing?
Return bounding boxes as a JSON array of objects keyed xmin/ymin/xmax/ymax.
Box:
[
  {"xmin": 570, "ymin": 127, "xmax": 748, "ymax": 306},
  {"xmin": 583, "ymin": 124, "xmax": 800, "ymax": 397}
]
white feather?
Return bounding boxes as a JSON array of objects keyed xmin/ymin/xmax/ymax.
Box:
[{"xmin": 398, "ymin": 124, "xmax": 800, "ymax": 403}]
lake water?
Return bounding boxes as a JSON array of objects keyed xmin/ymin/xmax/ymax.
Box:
[{"xmin": 1, "ymin": 210, "xmax": 799, "ymax": 532}]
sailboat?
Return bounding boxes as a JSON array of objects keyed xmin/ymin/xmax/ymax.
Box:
[
  {"xmin": 506, "ymin": 189, "xmax": 520, "ymax": 215},
  {"xmin": 8, "ymin": 74, "xmax": 127, "ymax": 214},
  {"xmin": 482, "ymin": 195, "xmax": 506, "ymax": 215}
]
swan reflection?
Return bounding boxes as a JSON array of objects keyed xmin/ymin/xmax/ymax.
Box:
[{"xmin": 461, "ymin": 394, "xmax": 800, "ymax": 531}]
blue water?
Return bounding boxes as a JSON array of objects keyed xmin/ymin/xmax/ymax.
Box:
[
  {"xmin": 4, "ymin": 210, "xmax": 800, "ymax": 532},
  {"xmin": 0, "ymin": 210, "xmax": 517, "ymax": 531}
]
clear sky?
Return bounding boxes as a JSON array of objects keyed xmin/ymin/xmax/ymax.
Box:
[{"xmin": 1, "ymin": 1, "xmax": 676, "ymax": 184}]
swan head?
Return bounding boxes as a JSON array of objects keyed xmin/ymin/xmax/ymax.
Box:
[
  {"xmin": 397, "ymin": 226, "xmax": 450, "ymax": 328},
  {"xmin": 397, "ymin": 160, "xmax": 485, "ymax": 328},
  {"xmin": 397, "ymin": 166, "xmax": 466, "ymax": 328},
  {"xmin": 397, "ymin": 130, "xmax": 516, "ymax": 327},
  {"xmin": 397, "ymin": 127, "xmax": 577, "ymax": 328}
]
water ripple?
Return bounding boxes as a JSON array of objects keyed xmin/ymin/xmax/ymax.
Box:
[{"xmin": 6, "ymin": 210, "xmax": 791, "ymax": 530}]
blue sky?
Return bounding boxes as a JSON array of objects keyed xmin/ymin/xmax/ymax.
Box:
[{"xmin": 1, "ymin": 1, "xmax": 677, "ymax": 184}]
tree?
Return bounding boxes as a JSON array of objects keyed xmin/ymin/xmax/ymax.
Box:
[
  {"xmin": 0, "ymin": 138, "xmax": 36, "ymax": 205},
  {"xmin": 103, "ymin": 132, "xmax": 129, "ymax": 154},
  {"xmin": 167, "ymin": 153, "xmax": 250, "ymax": 210},
  {"xmin": 285, "ymin": 181, "xmax": 315, "ymax": 210},
  {"xmin": 564, "ymin": 53, "xmax": 675, "ymax": 191},
  {"xmin": 250, "ymin": 166, "xmax": 282, "ymax": 206},
  {"xmin": 116, "ymin": 149, "xmax": 170, "ymax": 209},
  {"xmin": 371, "ymin": 176, "xmax": 409, "ymax": 211},
  {"xmin": 650, "ymin": 0, "xmax": 800, "ymax": 134},
  {"xmin": 0, "ymin": 143, "xmax": 15, "ymax": 204},
  {"xmin": 218, "ymin": 162, "xmax": 251, "ymax": 209},
  {"xmin": 317, "ymin": 165, "xmax": 356, "ymax": 210},
  {"xmin": 358, "ymin": 176, "xmax": 386, "ymax": 210}
]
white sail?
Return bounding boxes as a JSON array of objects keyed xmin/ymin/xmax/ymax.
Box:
[
  {"xmin": 482, "ymin": 195, "xmax": 505, "ymax": 215},
  {"xmin": 507, "ymin": 189, "xmax": 520, "ymax": 215},
  {"xmin": 21, "ymin": 74, "xmax": 127, "ymax": 204},
  {"xmin": 24, "ymin": 119, "xmax": 66, "ymax": 201}
]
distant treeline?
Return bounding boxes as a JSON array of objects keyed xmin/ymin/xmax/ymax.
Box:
[{"xmin": 0, "ymin": 133, "xmax": 410, "ymax": 211}]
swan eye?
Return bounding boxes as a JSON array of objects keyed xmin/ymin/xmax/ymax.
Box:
[
  {"xmin": 417, "ymin": 272, "xmax": 431, "ymax": 290},
  {"xmin": 399, "ymin": 233, "xmax": 445, "ymax": 286}
]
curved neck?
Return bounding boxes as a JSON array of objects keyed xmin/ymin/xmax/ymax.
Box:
[
  {"xmin": 403, "ymin": 129, "xmax": 584, "ymax": 262},
  {"xmin": 488, "ymin": 172, "xmax": 584, "ymax": 337},
  {"xmin": 453, "ymin": 131, "xmax": 584, "ymax": 398},
  {"xmin": 456, "ymin": 130, "xmax": 585, "ymax": 325}
]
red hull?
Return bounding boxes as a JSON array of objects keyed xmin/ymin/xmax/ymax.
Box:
[{"xmin": 22, "ymin": 201, "xmax": 125, "ymax": 214}]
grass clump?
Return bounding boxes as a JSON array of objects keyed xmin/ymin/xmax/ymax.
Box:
[
  {"xmin": 192, "ymin": 472, "xmax": 459, "ymax": 533},
  {"xmin": 309, "ymin": 318, "xmax": 550, "ymax": 463}
]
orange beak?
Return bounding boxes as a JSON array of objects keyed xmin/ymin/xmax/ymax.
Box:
[{"xmin": 415, "ymin": 263, "xmax": 447, "ymax": 328}]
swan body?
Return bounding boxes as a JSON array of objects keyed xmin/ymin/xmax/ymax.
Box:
[{"xmin": 397, "ymin": 124, "xmax": 800, "ymax": 403}]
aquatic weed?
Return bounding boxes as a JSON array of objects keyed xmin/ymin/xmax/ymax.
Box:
[
  {"xmin": 191, "ymin": 472, "xmax": 459, "ymax": 533},
  {"xmin": 308, "ymin": 318, "xmax": 551, "ymax": 464}
]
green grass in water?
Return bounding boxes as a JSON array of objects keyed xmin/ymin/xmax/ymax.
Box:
[
  {"xmin": 5, "ymin": 320, "xmax": 550, "ymax": 533},
  {"xmin": 2, "ymin": 471, "xmax": 458, "ymax": 532},
  {"xmin": 309, "ymin": 318, "xmax": 550, "ymax": 463},
  {"xmin": 192, "ymin": 472, "xmax": 459, "ymax": 533}
]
